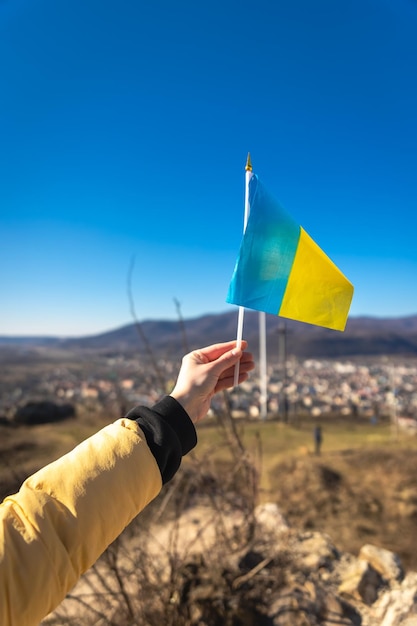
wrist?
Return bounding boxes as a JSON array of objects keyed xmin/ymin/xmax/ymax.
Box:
[{"xmin": 170, "ymin": 391, "xmax": 199, "ymax": 424}]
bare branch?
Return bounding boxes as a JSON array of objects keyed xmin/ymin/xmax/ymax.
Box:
[
  {"xmin": 173, "ymin": 297, "xmax": 189, "ymax": 354},
  {"xmin": 127, "ymin": 256, "xmax": 166, "ymax": 390}
]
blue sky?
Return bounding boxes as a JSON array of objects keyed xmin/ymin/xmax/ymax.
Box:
[{"xmin": 1, "ymin": 0, "xmax": 417, "ymax": 336}]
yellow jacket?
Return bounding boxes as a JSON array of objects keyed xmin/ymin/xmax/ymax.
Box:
[{"xmin": 0, "ymin": 396, "xmax": 196, "ymax": 626}]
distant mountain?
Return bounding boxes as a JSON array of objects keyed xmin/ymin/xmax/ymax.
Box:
[{"xmin": 1, "ymin": 311, "xmax": 417, "ymax": 359}]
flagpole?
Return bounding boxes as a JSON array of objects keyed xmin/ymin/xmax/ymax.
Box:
[
  {"xmin": 259, "ymin": 311, "xmax": 268, "ymax": 419},
  {"xmin": 234, "ymin": 153, "xmax": 253, "ymax": 386}
]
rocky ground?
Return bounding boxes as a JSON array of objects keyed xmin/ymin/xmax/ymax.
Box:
[
  {"xmin": 3, "ymin": 416, "xmax": 417, "ymax": 625},
  {"xmin": 43, "ymin": 498, "xmax": 417, "ymax": 625},
  {"xmin": 268, "ymin": 449, "xmax": 417, "ymax": 573},
  {"xmin": 41, "ymin": 447, "xmax": 417, "ymax": 625}
]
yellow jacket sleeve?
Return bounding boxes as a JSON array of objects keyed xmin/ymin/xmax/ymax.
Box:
[{"xmin": 0, "ymin": 418, "xmax": 162, "ymax": 626}]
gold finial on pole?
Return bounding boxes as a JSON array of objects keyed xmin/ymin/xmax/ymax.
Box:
[{"xmin": 245, "ymin": 152, "xmax": 253, "ymax": 172}]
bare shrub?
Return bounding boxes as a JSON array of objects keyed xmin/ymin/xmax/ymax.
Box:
[{"xmin": 43, "ymin": 398, "xmax": 271, "ymax": 625}]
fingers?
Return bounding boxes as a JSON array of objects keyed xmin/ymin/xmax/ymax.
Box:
[
  {"xmin": 218, "ymin": 352, "xmax": 255, "ymax": 380},
  {"xmin": 215, "ymin": 369, "xmax": 250, "ymax": 393},
  {"xmin": 205, "ymin": 349, "xmax": 252, "ymax": 386},
  {"xmin": 198, "ymin": 341, "xmax": 255, "ymax": 382},
  {"xmin": 196, "ymin": 340, "xmax": 248, "ymax": 363},
  {"xmin": 213, "ymin": 351, "xmax": 255, "ymax": 395}
]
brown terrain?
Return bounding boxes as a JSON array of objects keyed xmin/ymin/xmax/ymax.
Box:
[
  {"xmin": 2, "ymin": 411, "xmax": 417, "ymax": 625},
  {"xmin": 2, "ymin": 417, "xmax": 416, "ymax": 573},
  {"xmin": 268, "ymin": 448, "xmax": 417, "ymax": 573}
]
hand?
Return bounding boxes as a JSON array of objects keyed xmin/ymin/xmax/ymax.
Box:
[{"xmin": 170, "ymin": 340, "xmax": 255, "ymax": 424}]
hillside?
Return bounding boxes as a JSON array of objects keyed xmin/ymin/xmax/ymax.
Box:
[{"xmin": 1, "ymin": 311, "xmax": 417, "ymax": 359}]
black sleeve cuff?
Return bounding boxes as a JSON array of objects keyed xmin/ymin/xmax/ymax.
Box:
[{"xmin": 125, "ymin": 396, "xmax": 197, "ymax": 484}]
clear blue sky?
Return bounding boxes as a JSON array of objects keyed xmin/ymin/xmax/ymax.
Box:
[{"xmin": 1, "ymin": 0, "xmax": 417, "ymax": 336}]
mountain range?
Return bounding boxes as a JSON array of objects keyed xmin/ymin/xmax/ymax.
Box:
[{"xmin": 1, "ymin": 311, "xmax": 417, "ymax": 360}]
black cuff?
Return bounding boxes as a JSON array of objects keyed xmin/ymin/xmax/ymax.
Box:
[{"xmin": 125, "ymin": 396, "xmax": 197, "ymax": 484}]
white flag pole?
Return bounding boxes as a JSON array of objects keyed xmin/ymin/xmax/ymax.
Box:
[
  {"xmin": 234, "ymin": 153, "xmax": 253, "ymax": 386},
  {"xmin": 259, "ymin": 311, "xmax": 268, "ymax": 419}
]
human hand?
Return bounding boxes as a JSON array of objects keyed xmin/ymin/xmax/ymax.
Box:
[{"xmin": 170, "ymin": 340, "xmax": 255, "ymax": 424}]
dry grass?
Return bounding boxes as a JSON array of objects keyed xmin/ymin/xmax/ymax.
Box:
[{"xmin": 193, "ymin": 415, "xmax": 417, "ymax": 571}]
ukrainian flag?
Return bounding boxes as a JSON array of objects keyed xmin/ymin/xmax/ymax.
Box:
[{"xmin": 226, "ymin": 175, "xmax": 354, "ymax": 332}]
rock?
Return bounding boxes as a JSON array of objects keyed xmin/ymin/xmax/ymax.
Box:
[
  {"xmin": 359, "ymin": 543, "xmax": 404, "ymax": 583},
  {"xmin": 254, "ymin": 502, "xmax": 290, "ymax": 536},
  {"xmin": 396, "ymin": 487, "xmax": 417, "ymax": 519},
  {"xmin": 371, "ymin": 571, "xmax": 417, "ymax": 626},
  {"xmin": 293, "ymin": 531, "xmax": 339, "ymax": 570},
  {"xmin": 338, "ymin": 558, "xmax": 383, "ymax": 605},
  {"xmin": 267, "ymin": 581, "xmax": 361, "ymax": 626}
]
